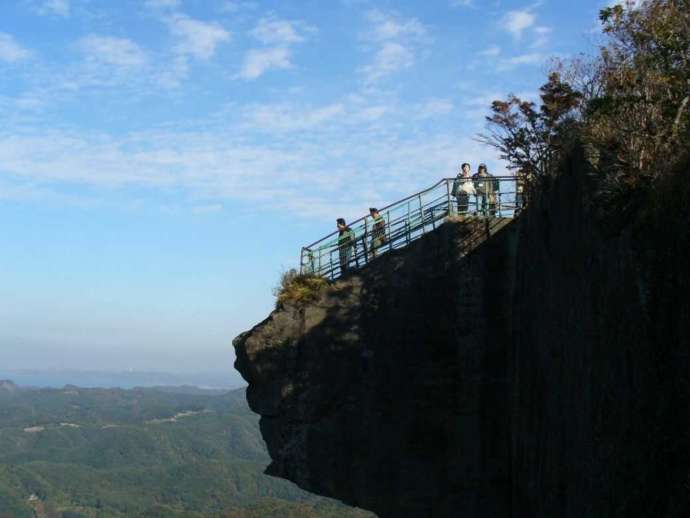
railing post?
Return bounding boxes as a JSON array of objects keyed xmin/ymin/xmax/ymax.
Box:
[
  {"xmin": 419, "ymin": 194, "xmax": 425, "ymax": 234},
  {"xmin": 329, "ymin": 249, "xmax": 335, "ymax": 280},
  {"xmin": 363, "ymin": 217, "xmax": 369, "ymax": 263},
  {"xmin": 405, "ymin": 200, "xmax": 410, "ymax": 245},
  {"xmin": 446, "ymin": 179, "xmax": 453, "ymax": 216},
  {"xmin": 386, "ymin": 210, "xmax": 391, "ymax": 251}
]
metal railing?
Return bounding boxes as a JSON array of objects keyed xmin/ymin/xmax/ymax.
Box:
[{"xmin": 300, "ymin": 176, "xmax": 525, "ymax": 280}]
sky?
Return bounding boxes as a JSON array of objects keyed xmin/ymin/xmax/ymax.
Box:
[{"xmin": 0, "ymin": 0, "xmax": 614, "ymax": 381}]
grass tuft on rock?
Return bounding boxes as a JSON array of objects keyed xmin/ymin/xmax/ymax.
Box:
[{"xmin": 274, "ymin": 269, "xmax": 329, "ymax": 308}]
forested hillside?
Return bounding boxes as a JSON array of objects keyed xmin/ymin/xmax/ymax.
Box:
[{"xmin": 0, "ymin": 385, "xmax": 372, "ymax": 517}]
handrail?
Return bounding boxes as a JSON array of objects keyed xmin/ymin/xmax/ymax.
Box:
[
  {"xmin": 302, "ymin": 177, "xmax": 450, "ymax": 250},
  {"xmin": 300, "ymin": 176, "xmax": 526, "ymax": 280}
]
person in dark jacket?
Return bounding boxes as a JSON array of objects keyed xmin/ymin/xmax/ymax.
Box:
[
  {"xmin": 336, "ymin": 218, "xmax": 354, "ymax": 273},
  {"xmin": 472, "ymin": 163, "xmax": 496, "ymax": 216},
  {"xmin": 451, "ymin": 163, "xmax": 475, "ymax": 214}
]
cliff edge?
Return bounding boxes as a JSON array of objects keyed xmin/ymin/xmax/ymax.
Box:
[{"xmin": 233, "ymin": 150, "xmax": 690, "ymax": 517}]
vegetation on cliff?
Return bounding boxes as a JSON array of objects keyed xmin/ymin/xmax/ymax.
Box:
[
  {"xmin": 482, "ymin": 0, "xmax": 689, "ymax": 215},
  {"xmin": 274, "ymin": 269, "xmax": 330, "ymax": 308}
]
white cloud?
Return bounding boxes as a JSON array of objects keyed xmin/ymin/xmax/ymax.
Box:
[
  {"xmin": 145, "ymin": 0, "xmax": 180, "ymax": 9},
  {"xmin": 450, "ymin": 0, "xmax": 474, "ymax": 7},
  {"xmin": 415, "ymin": 99, "xmax": 454, "ymax": 118},
  {"xmin": 250, "ymin": 16, "xmax": 311, "ymax": 45},
  {"xmin": 239, "ymin": 47, "xmax": 292, "ymax": 80},
  {"xmin": 531, "ymin": 26, "xmax": 552, "ymax": 48},
  {"xmin": 479, "ymin": 45, "xmax": 501, "ymax": 57},
  {"xmin": 361, "ymin": 42, "xmax": 414, "ymax": 81},
  {"xmin": 192, "ymin": 203, "xmax": 223, "ymax": 213},
  {"xmin": 241, "ymin": 103, "xmax": 345, "ymax": 131},
  {"xmin": 366, "ymin": 10, "xmax": 427, "ymax": 42},
  {"xmin": 502, "ymin": 9, "xmax": 536, "ymax": 40},
  {"xmin": 0, "ymin": 124, "xmax": 498, "ymax": 218},
  {"xmin": 498, "ymin": 52, "xmax": 546, "ymax": 70},
  {"xmin": 168, "ymin": 14, "xmax": 231, "ymax": 60},
  {"xmin": 35, "ymin": 0, "xmax": 70, "ymax": 17},
  {"xmin": 77, "ymin": 35, "xmax": 147, "ymax": 67},
  {"xmin": 0, "ymin": 33, "xmax": 32, "ymax": 62},
  {"xmin": 360, "ymin": 11, "xmax": 428, "ymax": 82},
  {"xmin": 219, "ymin": 1, "xmax": 257, "ymax": 13}
]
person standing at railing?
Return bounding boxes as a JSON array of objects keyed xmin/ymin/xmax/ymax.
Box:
[
  {"xmin": 369, "ymin": 208, "xmax": 386, "ymax": 259},
  {"xmin": 336, "ymin": 218, "xmax": 355, "ymax": 273},
  {"xmin": 451, "ymin": 162, "xmax": 475, "ymax": 214},
  {"xmin": 491, "ymin": 168, "xmax": 500, "ymax": 215},
  {"xmin": 472, "ymin": 163, "xmax": 496, "ymax": 216},
  {"xmin": 515, "ymin": 168, "xmax": 533, "ymax": 214}
]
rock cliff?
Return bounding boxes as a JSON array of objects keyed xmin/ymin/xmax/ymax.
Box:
[{"xmin": 233, "ymin": 149, "xmax": 690, "ymax": 517}]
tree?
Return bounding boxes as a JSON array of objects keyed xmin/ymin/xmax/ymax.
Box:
[
  {"xmin": 478, "ymin": 72, "xmax": 582, "ymax": 178},
  {"xmin": 480, "ymin": 0, "xmax": 690, "ymax": 194}
]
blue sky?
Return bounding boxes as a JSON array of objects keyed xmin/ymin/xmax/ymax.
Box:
[{"xmin": 0, "ymin": 0, "xmax": 612, "ymax": 379}]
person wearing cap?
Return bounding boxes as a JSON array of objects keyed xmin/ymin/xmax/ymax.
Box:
[
  {"xmin": 451, "ymin": 162, "xmax": 475, "ymax": 214},
  {"xmin": 368, "ymin": 208, "xmax": 386, "ymax": 259},
  {"xmin": 337, "ymin": 218, "xmax": 355, "ymax": 273}
]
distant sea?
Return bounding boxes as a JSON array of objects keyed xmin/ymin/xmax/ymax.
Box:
[{"xmin": 0, "ymin": 369, "xmax": 246, "ymax": 390}]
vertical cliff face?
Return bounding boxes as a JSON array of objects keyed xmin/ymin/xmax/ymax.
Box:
[
  {"xmin": 510, "ymin": 151, "xmax": 690, "ymax": 517},
  {"xmin": 234, "ymin": 218, "xmax": 520, "ymax": 517},
  {"xmin": 233, "ymin": 151, "xmax": 690, "ymax": 517}
]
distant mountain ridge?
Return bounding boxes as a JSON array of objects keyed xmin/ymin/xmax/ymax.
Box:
[{"xmin": 0, "ymin": 380, "xmax": 17, "ymax": 393}]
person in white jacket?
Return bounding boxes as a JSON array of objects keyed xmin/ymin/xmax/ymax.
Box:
[{"xmin": 451, "ymin": 163, "xmax": 476, "ymax": 214}]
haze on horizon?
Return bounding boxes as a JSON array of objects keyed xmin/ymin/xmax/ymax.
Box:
[{"xmin": 0, "ymin": 0, "xmax": 609, "ymax": 376}]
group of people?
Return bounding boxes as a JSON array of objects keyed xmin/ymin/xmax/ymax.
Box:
[
  {"xmin": 332, "ymin": 163, "xmax": 530, "ymax": 275},
  {"xmin": 336, "ymin": 208, "xmax": 385, "ymax": 273},
  {"xmin": 451, "ymin": 162, "xmax": 501, "ymax": 216}
]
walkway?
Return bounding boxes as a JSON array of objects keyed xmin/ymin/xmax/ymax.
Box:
[{"xmin": 300, "ymin": 176, "xmax": 524, "ymax": 280}]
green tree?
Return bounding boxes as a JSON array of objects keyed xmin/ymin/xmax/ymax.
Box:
[{"xmin": 480, "ymin": 0, "xmax": 690, "ymax": 199}]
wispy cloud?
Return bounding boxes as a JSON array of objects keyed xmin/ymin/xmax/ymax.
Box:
[
  {"xmin": 361, "ymin": 42, "xmax": 414, "ymax": 81},
  {"xmin": 450, "ymin": 0, "xmax": 474, "ymax": 7},
  {"xmin": 497, "ymin": 52, "xmax": 546, "ymax": 70},
  {"xmin": 249, "ymin": 16, "xmax": 313, "ymax": 45},
  {"xmin": 77, "ymin": 35, "xmax": 147, "ymax": 67},
  {"xmin": 415, "ymin": 98, "xmax": 454, "ymax": 118},
  {"xmin": 0, "ymin": 91, "xmax": 502, "ymax": 218},
  {"xmin": 479, "ymin": 45, "xmax": 501, "ymax": 57},
  {"xmin": 241, "ymin": 102, "xmax": 345, "ymax": 131},
  {"xmin": 238, "ymin": 15, "xmax": 312, "ymax": 80},
  {"xmin": 360, "ymin": 10, "xmax": 429, "ymax": 82},
  {"xmin": 219, "ymin": 1, "xmax": 257, "ymax": 13},
  {"xmin": 531, "ymin": 26, "xmax": 552, "ymax": 48},
  {"xmin": 239, "ymin": 47, "xmax": 292, "ymax": 80},
  {"xmin": 167, "ymin": 14, "xmax": 231, "ymax": 60},
  {"xmin": 501, "ymin": 8, "xmax": 536, "ymax": 40},
  {"xmin": 192, "ymin": 203, "xmax": 223, "ymax": 214},
  {"xmin": 35, "ymin": 0, "xmax": 70, "ymax": 17},
  {"xmin": 366, "ymin": 9, "xmax": 427, "ymax": 42},
  {"xmin": 144, "ymin": 0, "xmax": 180, "ymax": 10},
  {"xmin": 0, "ymin": 33, "xmax": 32, "ymax": 62}
]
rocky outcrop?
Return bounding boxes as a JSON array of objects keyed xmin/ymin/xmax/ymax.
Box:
[
  {"xmin": 234, "ymin": 217, "xmax": 520, "ymax": 517},
  {"xmin": 233, "ymin": 150, "xmax": 690, "ymax": 517}
]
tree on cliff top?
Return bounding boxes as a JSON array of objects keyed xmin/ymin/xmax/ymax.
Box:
[
  {"xmin": 480, "ymin": 0, "xmax": 690, "ymax": 197},
  {"xmin": 478, "ymin": 72, "xmax": 583, "ymax": 178}
]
